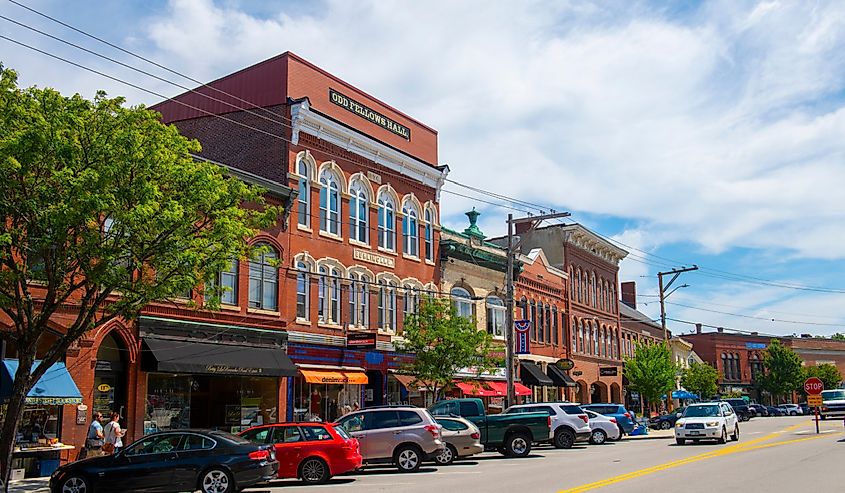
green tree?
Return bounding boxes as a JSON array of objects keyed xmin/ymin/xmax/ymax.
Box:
[
  {"xmin": 396, "ymin": 297, "xmax": 500, "ymax": 401},
  {"xmin": 831, "ymin": 333, "xmax": 845, "ymax": 341},
  {"xmin": 803, "ymin": 364, "xmax": 842, "ymax": 391},
  {"xmin": 680, "ymin": 362, "xmax": 719, "ymax": 401},
  {"xmin": 624, "ymin": 342, "xmax": 678, "ymax": 413},
  {"xmin": 759, "ymin": 339, "xmax": 804, "ymax": 403},
  {"xmin": 0, "ymin": 66, "xmax": 280, "ymax": 486}
]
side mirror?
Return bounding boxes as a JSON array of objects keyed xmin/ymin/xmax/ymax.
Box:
[{"xmin": 675, "ymin": 413, "xmax": 681, "ymax": 418}]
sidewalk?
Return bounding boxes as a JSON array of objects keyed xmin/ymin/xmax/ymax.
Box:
[
  {"xmin": 6, "ymin": 478, "xmax": 49, "ymax": 493},
  {"xmin": 625, "ymin": 428, "xmax": 675, "ymax": 440}
]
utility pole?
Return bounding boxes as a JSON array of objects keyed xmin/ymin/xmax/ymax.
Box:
[
  {"xmin": 657, "ymin": 266, "xmax": 698, "ymax": 341},
  {"xmin": 505, "ymin": 211, "xmax": 571, "ymax": 408}
]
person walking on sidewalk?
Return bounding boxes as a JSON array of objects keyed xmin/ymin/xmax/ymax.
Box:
[
  {"xmin": 84, "ymin": 412, "xmax": 105, "ymax": 457},
  {"xmin": 103, "ymin": 411, "xmax": 125, "ymax": 454}
]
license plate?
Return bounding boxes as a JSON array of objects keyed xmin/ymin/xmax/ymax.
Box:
[{"xmin": 688, "ymin": 431, "xmax": 701, "ymax": 435}]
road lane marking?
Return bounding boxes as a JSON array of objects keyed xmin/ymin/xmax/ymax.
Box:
[{"xmin": 557, "ymin": 422, "xmax": 809, "ymax": 493}]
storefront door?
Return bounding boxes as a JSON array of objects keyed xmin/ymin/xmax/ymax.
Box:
[
  {"xmin": 93, "ymin": 332, "xmax": 127, "ymax": 419},
  {"xmin": 365, "ymin": 370, "xmax": 383, "ymax": 407}
]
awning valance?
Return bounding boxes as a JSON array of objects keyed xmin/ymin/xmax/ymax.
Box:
[
  {"xmin": 454, "ymin": 381, "xmax": 502, "ymax": 397},
  {"xmin": 300, "ymin": 369, "xmax": 368, "ymax": 385},
  {"xmin": 1, "ymin": 360, "xmax": 82, "ymax": 405},
  {"xmin": 519, "ymin": 361, "xmax": 554, "ymax": 386},
  {"xmin": 546, "ymin": 365, "xmax": 577, "ymax": 387},
  {"xmin": 486, "ymin": 381, "xmax": 533, "ymax": 397},
  {"xmin": 392, "ymin": 374, "xmax": 432, "ymax": 391},
  {"xmin": 141, "ymin": 337, "xmax": 297, "ymax": 377}
]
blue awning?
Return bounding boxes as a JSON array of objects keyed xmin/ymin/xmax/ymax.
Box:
[
  {"xmin": 1, "ymin": 359, "xmax": 83, "ymax": 405},
  {"xmin": 672, "ymin": 390, "xmax": 699, "ymax": 400}
]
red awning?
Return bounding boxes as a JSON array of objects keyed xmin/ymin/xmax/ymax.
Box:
[
  {"xmin": 486, "ymin": 381, "xmax": 533, "ymax": 397},
  {"xmin": 455, "ymin": 381, "xmax": 499, "ymax": 397}
]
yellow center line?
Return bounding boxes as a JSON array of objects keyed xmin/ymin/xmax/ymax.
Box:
[{"xmin": 557, "ymin": 422, "xmax": 817, "ymax": 493}]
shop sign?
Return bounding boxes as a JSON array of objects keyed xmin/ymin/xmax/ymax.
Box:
[
  {"xmin": 94, "ymin": 361, "xmax": 112, "ymax": 371},
  {"xmin": 329, "ymin": 89, "xmax": 411, "ymax": 140},
  {"xmin": 205, "ymin": 365, "xmax": 264, "ymax": 375},
  {"xmin": 225, "ymin": 405, "xmax": 241, "ymax": 425},
  {"xmin": 347, "ymin": 332, "xmax": 377, "ymax": 349},
  {"xmin": 555, "ymin": 359, "xmax": 575, "ymax": 371},
  {"xmin": 746, "ymin": 342, "xmax": 766, "ymax": 349},
  {"xmin": 514, "ymin": 320, "xmax": 531, "ymax": 355},
  {"xmin": 599, "ymin": 367, "xmax": 618, "ymax": 377},
  {"xmin": 97, "ymin": 383, "xmax": 111, "ymax": 393},
  {"xmin": 76, "ymin": 404, "xmax": 88, "ymax": 425},
  {"xmin": 353, "ymin": 248, "xmax": 395, "ymax": 268},
  {"xmin": 572, "ymin": 370, "xmax": 583, "ymax": 376}
]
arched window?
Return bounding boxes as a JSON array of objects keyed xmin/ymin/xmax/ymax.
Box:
[
  {"xmin": 296, "ymin": 261, "xmax": 309, "ymax": 320},
  {"xmin": 590, "ymin": 273, "xmax": 597, "ymax": 307},
  {"xmin": 297, "ymin": 159, "xmax": 311, "ymax": 227},
  {"xmin": 349, "ymin": 272, "xmax": 370, "ymax": 328},
  {"xmin": 403, "ymin": 202, "xmax": 419, "ymax": 257},
  {"xmin": 349, "ymin": 181, "xmax": 369, "ymax": 243},
  {"xmin": 377, "ymin": 193, "xmax": 396, "ymax": 250},
  {"xmin": 593, "ymin": 324, "xmax": 599, "ymax": 355},
  {"xmin": 424, "ymin": 209, "xmax": 434, "ymax": 261},
  {"xmin": 486, "ymin": 296, "xmax": 506, "ymax": 339},
  {"xmin": 530, "ymin": 300, "xmax": 538, "ymax": 340},
  {"xmin": 378, "ymin": 279, "xmax": 397, "ymax": 331},
  {"xmin": 520, "ymin": 297, "xmax": 529, "ymax": 319},
  {"xmin": 318, "ymin": 265, "xmax": 341, "ymax": 325},
  {"xmin": 571, "ymin": 317, "xmax": 578, "ymax": 350},
  {"xmin": 547, "ymin": 306, "xmax": 553, "ymax": 344},
  {"xmin": 578, "ymin": 320, "xmax": 585, "ymax": 353},
  {"xmin": 403, "ymin": 285, "xmax": 420, "ymax": 320},
  {"xmin": 721, "ymin": 353, "xmax": 729, "ymax": 380},
  {"xmin": 319, "ymin": 169, "xmax": 341, "ymax": 236},
  {"xmin": 576, "ymin": 269, "xmax": 583, "ymax": 303},
  {"xmin": 248, "ymin": 244, "xmax": 278, "ymax": 310},
  {"xmin": 206, "ymin": 258, "xmax": 238, "ymax": 306},
  {"xmin": 451, "ymin": 287, "xmax": 473, "ymax": 319}
]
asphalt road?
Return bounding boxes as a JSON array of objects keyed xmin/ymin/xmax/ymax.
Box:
[{"xmin": 244, "ymin": 415, "xmax": 844, "ymax": 493}]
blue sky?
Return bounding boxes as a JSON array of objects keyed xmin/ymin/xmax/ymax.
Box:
[{"xmin": 2, "ymin": 0, "xmax": 845, "ymax": 336}]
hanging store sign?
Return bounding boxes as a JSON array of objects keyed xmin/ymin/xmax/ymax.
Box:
[
  {"xmin": 347, "ymin": 332, "xmax": 377, "ymax": 349},
  {"xmin": 599, "ymin": 367, "xmax": 618, "ymax": 377},
  {"xmin": 353, "ymin": 248, "xmax": 395, "ymax": 268},
  {"xmin": 555, "ymin": 359, "xmax": 575, "ymax": 371},
  {"xmin": 515, "ymin": 320, "xmax": 531, "ymax": 355},
  {"xmin": 329, "ymin": 89, "xmax": 411, "ymax": 140}
]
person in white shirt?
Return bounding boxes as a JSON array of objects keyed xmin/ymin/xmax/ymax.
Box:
[{"xmin": 103, "ymin": 411, "xmax": 125, "ymax": 454}]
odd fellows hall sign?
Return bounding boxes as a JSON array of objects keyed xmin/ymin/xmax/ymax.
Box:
[{"xmin": 329, "ymin": 89, "xmax": 411, "ymax": 140}]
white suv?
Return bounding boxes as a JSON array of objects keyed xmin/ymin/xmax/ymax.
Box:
[
  {"xmin": 675, "ymin": 402, "xmax": 740, "ymax": 445},
  {"xmin": 503, "ymin": 403, "xmax": 592, "ymax": 449}
]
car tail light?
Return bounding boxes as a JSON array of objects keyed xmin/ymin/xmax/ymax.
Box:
[
  {"xmin": 248, "ymin": 449, "xmax": 270, "ymax": 461},
  {"xmin": 578, "ymin": 414, "xmax": 589, "ymax": 424},
  {"xmin": 470, "ymin": 432, "xmax": 480, "ymax": 440},
  {"xmin": 424, "ymin": 424, "xmax": 441, "ymax": 439},
  {"xmin": 609, "ymin": 417, "xmax": 617, "ymax": 424},
  {"xmin": 548, "ymin": 416, "xmax": 553, "ymax": 428},
  {"xmin": 623, "ymin": 412, "xmax": 631, "ymax": 419}
]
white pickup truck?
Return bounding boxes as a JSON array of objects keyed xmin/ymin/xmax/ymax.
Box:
[{"xmin": 819, "ymin": 389, "xmax": 845, "ymax": 420}]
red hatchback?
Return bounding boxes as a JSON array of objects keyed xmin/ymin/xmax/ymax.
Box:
[{"xmin": 239, "ymin": 423, "xmax": 362, "ymax": 485}]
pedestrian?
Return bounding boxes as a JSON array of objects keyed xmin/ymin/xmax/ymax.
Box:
[
  {"xmin": 85, "ymin": 412, "xmax": 105, "ymax": 457},
  {"xmin": 341, "ymin": 405, "xmax": 352, "ymax": 416},
  {"xmin": 352, "ymin": 401, "xmax": 360, "ymax": 412},
  {"xmin": 103, "ymin": 411, "xmax": 125, "ymax": 454}
]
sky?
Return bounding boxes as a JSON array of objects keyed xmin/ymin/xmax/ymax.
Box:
[{"xmin": 2, "ymin": 0, "xmax": 845, "ymax": 337}]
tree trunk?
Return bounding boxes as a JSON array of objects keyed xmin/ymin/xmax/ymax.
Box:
[{"xmin": 0, "ymin": 358, "xmax": 33, "ymax": 492}]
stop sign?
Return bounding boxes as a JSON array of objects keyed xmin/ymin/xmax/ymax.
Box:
[{"xmin": 804, "ymin": 377, "xmax": 824, "ymax": 395}]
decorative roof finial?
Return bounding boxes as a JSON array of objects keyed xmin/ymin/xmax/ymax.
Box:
[{"xmin": 463, "ymin": 208, "xmax": 485, "ymax": 240}]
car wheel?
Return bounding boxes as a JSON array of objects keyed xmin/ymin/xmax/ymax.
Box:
[
  {"xmin": 615, "ymin": 425, "xmax": 625, "ymax": 440},
  {"xmin": 300, "ymin": 457, "xmax": 330, "ymax": 484},
  {"xmin": 731, "ymin": 424, "xmax": 739, "ymax": 442},
  {"xmin": 395, "ymin": 445, "xmax": 422, "ymax": 472},
  {"xmin": 821, "ymin": 415, "xmax": 827, "ymax": 421},
  {"xmin": 59, "ymin": 475, "xmax": 91, "ymax": 493},
  {"xmin": 790, "ymin": 411, "xmax": 797, "ymax": 416},
  {"xmin": 505, "ymin": 433, "xmax": 532, "ymax": 458},
  {"xmin": 718, "ymin": 427, "xmax": 727, "ymax": 444},
  {"xmin": 435, "ymin": 444, "xmax": 457, "ymax": 465},
  {"xmin": 659, "ymin": 421, "xmax": 672, "ymax": 430},
  {"xmin": 589, "ymin": 429, "xmax": 607, "ymax": 445},
  {"xmin": 554, "ymin": 429, "xmax": 576, "ymax": 449},
  {"xmin": 675, "ymin": 438, "xmax": 686, "ymax": 445},
  {"xmin": 200, "ymin": 468, "xmax": 234, "ymax": 493}
]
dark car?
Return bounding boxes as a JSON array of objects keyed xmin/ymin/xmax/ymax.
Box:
[
  {"xmin": 50, "ymin": 430, "xmax": 278, "ymax": 493},
  {"xmin": 749, "ymin": 404, "xmax": 769, "ymax": 417},
  {"xmin": 799, "ymin": 403, "xmax": 811, "ymax": 415},
  {"xmin": 722, "ymin": 399, "xmax": 751, "ymax": 421},
  {"xmin": 580, "ymin": 404, "xmax": 637, "ymax": 437},
  {"xmin": 650, "ymin": 407, "xmax": 685, "ymax": 430},
  {"xmin": 766, "ymin": 406, "xmax": 785, "ymax": 416}
]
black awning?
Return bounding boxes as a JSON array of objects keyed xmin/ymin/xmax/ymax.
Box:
[
  {"xmin": 546, "ymin": 365, "xmax": 577, "ymax": 387},
  {"xmin": 519, "ymin": 361, "xmax": 554, "ymax": 386},
  {"xmin": 142, "ymin": 337, "xmax": 297, "ymax": 377}
]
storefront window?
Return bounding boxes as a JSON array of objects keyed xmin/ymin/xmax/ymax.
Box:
[
  {"xmin": 292, "ymin": 376, "xmax": 362, "ymax": 423},
  {"xmin": 0, "ymin": 405, "xmax": 61, "ymax": 444}
]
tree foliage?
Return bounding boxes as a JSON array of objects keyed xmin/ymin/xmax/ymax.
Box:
[
  {"xmin": 831, "ymin": 333, "xmax": 845, "ymax": 341},
  {"xmin": 0, "ymin": 66, "xmax": 280, "ymax": 486},
  {"xmin": 803, "ymin": 364, "xmax": 842, "ymax": 391},
  {"xmin": 396, "ymin": 297, "xmax": 500, "ymax": 400},
  {"xmin": 759, "ymin": 339, "xmax": 804, "ymax": 401},
  {"xmin": 680, "ymin": 362, "xmax": 719, "ymax": 400},
  {"xmin": 624, "ymin": 342, "xmax": 678, "ymax": 408}
]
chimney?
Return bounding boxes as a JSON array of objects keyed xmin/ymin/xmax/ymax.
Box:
[
  {"xmin": 717, "ymin": 327, "xmax": 724, "ymax": 333},
  {"xmin": 621, "ymin": 281, "xmax": 637, "ymax": 309},
  {"xmin": 695, "ymin": 323, "xmax": 702, "ymax": 334},
  {"xmin": 751, "ymin": 332, "xmax": 758, "ymax": 336}
]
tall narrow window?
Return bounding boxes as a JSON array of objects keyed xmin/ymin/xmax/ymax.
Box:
[
  {"xmin": 537, "ymin": 302, "xmax": 545, "ymax": 343},
  {"xmin": 403, "ymin": 202, "xmax": 419, "ymax": 257},
  {"xmin": 530, "ymin": 301, "xmax": 537, "ymax": 340},
  {"xmin": 297, "ymin": 160, "xmax": 310, "ymax": 227},
  {"xmin": 486, "ymin": 296, "xmax": 505, "ymax": 338},
  {"xmin": 424, "ymin": 210, "xmax": 433, "ymax": 261},
  {"xmin": 377, "ymin": 194, "xmax": 396, "ymax": 250},
  {"xmin": 403, "ymin": 286, "xmax": 419, "ymax": 324},
  {"xmin": 552, "ymin": 307, "xmax": 558, "ymax": 345},
  {"xmin": 571, "ymin": 318, "xmax": 577, "ymax": 350},
  {"xmin": 349, "ymin": 181, "xmax": 369, "ymax": 243},
  {"xmin": 451, "ymin": 287, "xmax": 473, "ymax": 319},
  {"xmin": 349, "ymin": 273, "xmax": 359, "ymax": 326},
  {"xmin": 593, "ymin": 325, "xmax": 599, "ymax": 355},
  {"xmin": 378, "ymin": 280, "xmax": 397, "ymax": 331},
  {"xmin": 319, "ymin": 170, "xmax": 341, "ymax": 236},
  {"xmin": 546, "ymin": 306, "xmax": 552, "ymax": 343},
  {"xmin": 206, "ymin": 259, "xmax": 238, "ymax": 306},
  {"xmin": 296, "ymin": 261, "xmax": 309, "ymax": 320},
  {"xmin": 248, "ymin": 245, "xmax": 278, "ymax": 310},
  {"xmin": 578, "ymin": 321, "xmax": 584, "ymax": 353},
  {"xmin": 348, "ymin": 274, "xmax": 370, "ymax": 328}
]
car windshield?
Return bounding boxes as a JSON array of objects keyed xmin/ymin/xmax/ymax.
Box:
[
  {"xmin": 822, "ymin": 390, "xmax": 845, "ymax": 400},
  {"xmin": 683, "ymin": 405, "xmax": 721, "ymax": 418}
]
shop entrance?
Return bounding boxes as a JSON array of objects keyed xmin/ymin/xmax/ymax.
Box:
[
  {"xmin": 365, "ymin": 370, "xmax": 383, "ymax": 407},
  {"xmin": 93, "ymin": 332, "xmax": 127, "ymax": 420}
]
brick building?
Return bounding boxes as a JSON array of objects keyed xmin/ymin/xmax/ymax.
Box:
[
  {"xmin": 154, "ymin": 52, "xmax": 448, "ymax": 422},
  {"xmin": 616, "ymin": 281, "xmax": 666, "ymax": 409}
]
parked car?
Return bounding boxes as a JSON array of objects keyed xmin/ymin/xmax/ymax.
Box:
[
  {"xmin": 650, "ymin": 407, "xmax": 685, "ymax": 430},
  {"xmin": 819, "ymin": 389, "xmax": 845, "ymax": 420},
  {"xmin": 503, "ymin": 402, "xmax": 591, "ymax": 448},
  {"xmin": 239, "ymin": 422, "xmax": 361, "ymax": 484},
  {"xmin": 580, "ymin": 403, "xmax": 637, "ymax": 438},
  {"xmin": 430, "ymin": 398, "xmax": 551, "ymax": 457},
  {"xmin": 675, "ymin": 402, "xmax": 740, "ymax": 445},
  {"xmin": 50, "ymin": 430, "xmax": 278, "ymax": 493},
  {"xmin": 778, "ymin": 404, "xmax": 803, "ymax": 416},
  {"xmin": 433, "ymin": 416, "xmax": 484, "ymax": 465},
  {"xmin": 799, "ymin": 403, "xmax": 811, "ymax": 415},
  {"xmin": 583, "ymin": 409, "xmax": 621, "ymax": 444},
  {"xmin": 335, "ymin": 406, "xmax": 443, "ymax": 473},
  {"xmin": 766, "ymin": 406, "xmax": 785, "ymax": 416},
  {"xmin": 748, "ymin": 404, "xmax": 768, "ymax": 417},
  {"xmin": 722, "ymin": 398, "xmax": 751, "ymax": 421}
]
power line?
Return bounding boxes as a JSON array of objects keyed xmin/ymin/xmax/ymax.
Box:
[{"xmin": 664, "ymin": 301, "xmax": 845, "ymax": 328}]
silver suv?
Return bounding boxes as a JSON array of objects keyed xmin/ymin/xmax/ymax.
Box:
[{"xmin": 336, "ymin": 406, "xmax": 444, "ymax": 472}]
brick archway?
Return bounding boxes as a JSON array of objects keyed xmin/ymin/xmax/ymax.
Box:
[{"xmin": 610, "ymin": 382, "xmax": 621, "ymax": 403}]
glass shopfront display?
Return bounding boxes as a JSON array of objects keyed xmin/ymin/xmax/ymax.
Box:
[
  {"xmin": 145, "ymin": 374, "xmax": 278, "ymax": 435},
  {"xmin": 292, "ymin": 370, "xmax": 368, "ymax": 422}
]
